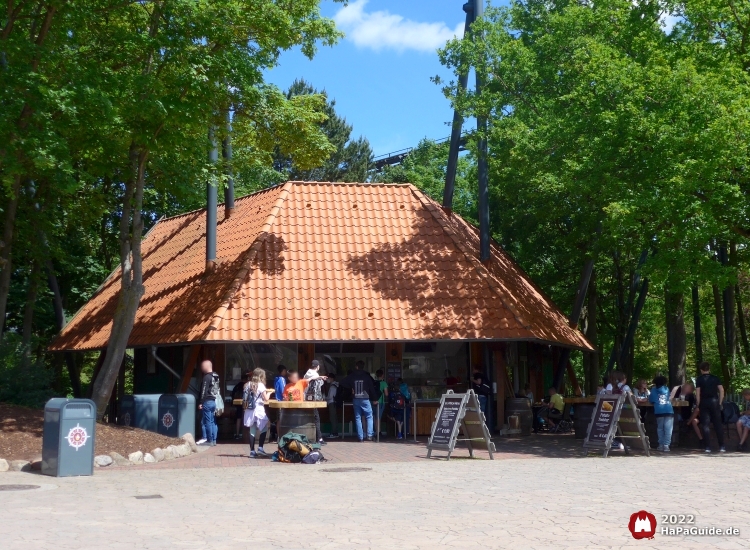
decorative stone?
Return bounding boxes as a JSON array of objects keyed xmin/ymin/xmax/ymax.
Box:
[
  {"xmin": 182, "ymin": 433, "xmax": 198, "ymax": 453},
  {"xmin": 128, "ymin": 451, "xmax": 144, "ymax": 464},
  {"xmin": 0, "ymin": 459, "xmax": 9, "ymax": 472},
  {"xmin": 95, "ymin": 455, "xmax": 113, "ymax": 467},
  {"xmin": 151, "ymin": 448, "xmax": 165, "ymax": 462},
  {"xmin": 163, "ymin": 446, "xmax": 176, "ymax": 460},
  {"xmin": 30, "ymin": 457, "xmax": 42, "ymax": 471},
  {"xmin": 143, "ymin": 453, "xmax": 156, "ymax": 463},
  {"xmin": 109, "ymin": 452, "xmax": 131, "ymax": 466},
  {"xmin": 177, "ymin": 443, "xmax": 191, "ymax": 457},
  {"xmin": 10, "ymin": 460, "xmax": 31, "ymax": 472}
]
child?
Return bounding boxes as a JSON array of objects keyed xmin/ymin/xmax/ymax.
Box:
[
  {"xmin": 375, "ymin": 369, "xmax": 388, "ymax": 436},
  {"xmin": 244, "ymin": 368, "xmax": 274, "ymax": 458},
  {"xmin": 389, "ymin": 384, "xmax": 407, "ymax": 439},
  {"xmin": 649, "ymin": 375, "xmax": 674, "ymax": 452},
  {"xmin": 736, "ymin": 388, "xmax": 750, "ymax": 451},
  {"xmin": 634, "ymin": 379, "xmax": 650, "ymax": 404},
  {"xmin": 283, "ymin": 370, "xmax": 308, "ymax": 401}
]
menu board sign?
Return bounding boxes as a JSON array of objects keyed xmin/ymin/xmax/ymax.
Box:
[
  {"xmin": 426, "ymin": 391, "xmax": 495, "ymax": 460},
  {"xmin": 386, "ymin": 362, "xmax": 402, "ymax": 384},
  {"xmin": 430, "ymin": 396, "xmax": 464, "ymax": 447},
  {"xmin": 587, "ymin": 395, "xmax": 621, "ymax": 445}
]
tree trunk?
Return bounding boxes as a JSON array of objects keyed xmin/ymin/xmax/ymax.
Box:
[
  {"xmin": 736, "ymin": 284, "xmax": 750, "ymax": 366},
  {"xmin": 712, "ymin": 284, "xmax": 730, "ymax": 387},
  {"xmin": 21, "ymin": 261, "xmax": 39, "ymax": 356},
  {"xmin": 692, "ymin": 285, "xmax": 703, "ymax": 366},
  {"xmin": 665, "ymin": 290, "xmax": 687, "ymax": 388},
  {"xmin": 586, "ymin": 269, "xmax": 599, "ymax": 396},
  {"xmin": 90, "ymin": 145, "xmax": 147, "ymax": 419},
  {"xmin": 0, "ymin": 174, "xmax": 21, "ymax": 338},
  {"xmin": 724, "ymin": 243, "xmax": 737, "ymax": 378},
  {"xmin": 46, "ymin": 257, "xmax": 82, "ymax": 397}
]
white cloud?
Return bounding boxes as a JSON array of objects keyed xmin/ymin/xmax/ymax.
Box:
[{"xmin": 334, "ymin": 0, "xmax": 464, "ymax": 53}]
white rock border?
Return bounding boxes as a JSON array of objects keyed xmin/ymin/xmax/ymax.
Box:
[{"xmin": 2, "ymin": 433, "xmax": 203, "ymax": 471}]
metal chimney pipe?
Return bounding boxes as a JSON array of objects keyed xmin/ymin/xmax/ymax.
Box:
[
  {"xmin": 222, "ymin": 110, "xmax": 235, "ymax": 219},
  {"xmin": 475, "ymin": 0, "xmax": 490, "ymax": 263},
  {"xmin": 206, "ymin": 126, "xmax": 218, "ymax": 272}
]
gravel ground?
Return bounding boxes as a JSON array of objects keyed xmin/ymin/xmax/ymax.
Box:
[{"xmin": 0, "ymin": 403, "xmax": 183, "ymax": 461}]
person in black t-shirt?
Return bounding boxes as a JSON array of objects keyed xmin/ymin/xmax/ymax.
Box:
[{"xmin": 695, "ymin": 361, "xmax": 726, "ymax": 453}]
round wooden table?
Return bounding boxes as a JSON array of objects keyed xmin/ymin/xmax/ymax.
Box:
[{"xmin": 267, "ymin": 399, "xmax": 327, "ymax": 441}]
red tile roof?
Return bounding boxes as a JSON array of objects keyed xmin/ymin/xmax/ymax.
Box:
[{"xmin": 50, "ymin": 182, "xmax": 592, "ymax": 351}]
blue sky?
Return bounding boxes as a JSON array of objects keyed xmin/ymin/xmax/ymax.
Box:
[{"xmin": 265, "ymin": 0, "xmax": 477, "ymax": 157}]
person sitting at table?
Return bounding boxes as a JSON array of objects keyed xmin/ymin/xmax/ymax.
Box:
[
  {"xmin": 634, "ymin": 379, "xmax": 650, "ymax": 404},
  {"xmin": 538, "ymin": 387, "xmax": 564, "ymax": 430},
  {"xmin": 283, "ymin": 370, "xmax": 308, "ymax": 401},
  {"xmin": 670, "ymin": 381, "xmax": 703, "ymax": 446},
  {"xmin": 736, "ymin": 388, "xmax": 750, "ymax": 451},
  {"xmin": 523, "ymin": 383, "xmax": 534, "ymax": 405}
]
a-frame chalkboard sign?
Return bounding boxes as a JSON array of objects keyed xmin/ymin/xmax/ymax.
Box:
[
  {"xmin": 583, "ymin": 393, "xmax": 650, "ymax": 457},
  {"xmin": 426, "ymin": 390, "xmax": 495, "ymax": 460}
]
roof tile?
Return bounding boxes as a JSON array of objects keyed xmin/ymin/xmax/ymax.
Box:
[{"xmin": 51, "ymin": 182, "xmax": 591, "ymax": 351}]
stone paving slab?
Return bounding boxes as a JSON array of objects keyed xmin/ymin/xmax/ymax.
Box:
[{"xmin": 1, "ymin": 452, "xmax": 748, "ymax": 549}]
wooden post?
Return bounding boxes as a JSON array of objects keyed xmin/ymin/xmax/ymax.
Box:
[
  {"xmin": 298, "ymin": 343, "xmax": 315, "ymax": 372},
  {"xmin": 179, "ymin": 345, "xmax": 203, "ymax": 393},
  {"xmin": 494, "ymin": 349, "xmax": 507, "ymax": 429}
]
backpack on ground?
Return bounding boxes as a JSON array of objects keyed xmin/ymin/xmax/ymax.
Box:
[
  {"xmin": 305, "ymin": 378, "xmax": 325, "ymax": 401},
  {"xmin": 722, "ymin": 401, "xmax": 740, "ymax": 424},
  {"xmin": 277, "ymin": 432, "xmax": 323, "ymax": 464},
  {"xmin": 210, "ymin": 373, "xmax": 224, "ymax": 416}
]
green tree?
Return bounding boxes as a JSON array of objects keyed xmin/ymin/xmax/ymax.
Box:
[
  {"xmin": 274, "ymin": 78, "xmax": 373, "ymax": 182},
  {"xmin": 437, "ymin": 0, "xmax": 750, "ymax": 388}
]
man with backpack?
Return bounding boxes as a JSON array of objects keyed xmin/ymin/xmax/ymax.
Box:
[
  {"xmin": 197, "ymin": 360, "xmax": 220, "ymax": 447},
  {"xmin": 340, "ymin": 361, "xmax": 379, "ymax": 442},
  {"xmin": 696, "ymin": 361, "xmax": 726, "ymax": 453}
]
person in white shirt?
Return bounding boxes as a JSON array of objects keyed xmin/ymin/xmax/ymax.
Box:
[{"xmin": 244, "ymin": 368, "xmax": 274, "ymax": 458}]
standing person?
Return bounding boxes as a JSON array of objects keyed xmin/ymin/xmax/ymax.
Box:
[
  {"xmin": 340, "ymin": 360, "xmax": 378, "ymax": 442},
  {"xmin": 244, "ymin": 368, "xmax": 274, "ymax": 458},
  {"xmin": 231, "ymin": 372, "xmax": 249, "ymax": 440},
  {"xmin": 670, "ymin": 382, "xmax": 703, "ymax": 446},
  {"xmin": 304, "ymin": 360, "xmax": 328, "ymax": 446},
  {"xmin": 398, "ymin": 378, "xmax": 412, "ymax": 436},
  {"xmin": 375, "ymin": 369, "xmax": 388, "ymax": 436},
  {"xmin": 283, "ymin": 370, "xmax": 308, "ymax": 401},
  {"xmin": 197, "ymin": 360, "xmax": 219, "ymax": 447},
  {"xmin": 471, "ymin": 366, "xmax": 491, "ymax": 417},
  {"xmin": 326, "ymin": 373, "xmax": 340, "ymax": 439},
  {"xmin": 649, "ymin": 375, "xmax": 674, "ymax": 452},
  {"xmin": 274, "ymin": 365, "xmax": 287, "ymax": 402},
  {"xmin": 695, "ymin": 361, "xmax": 726, "ymax": 453}
]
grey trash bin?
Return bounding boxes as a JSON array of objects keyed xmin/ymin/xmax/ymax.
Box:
[
  {"xmin": 119, "ymin": 394, "xmax": 161, "ymax": 432},
  {"xmin": 157, "ymin": 394, "xmax": 196, "ymax": 438},
  {"xmin": 42, "ymin": 398, "xmax": 96, "ymax": 477}
]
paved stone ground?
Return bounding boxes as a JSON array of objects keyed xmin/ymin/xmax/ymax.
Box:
[
  {"xmin": 100, "ymin": 432, "xmax": 729, "ymax": 470},
  {"xmin": 1, "ymin": 437, "xmax": 748, "ymax": 549}
]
